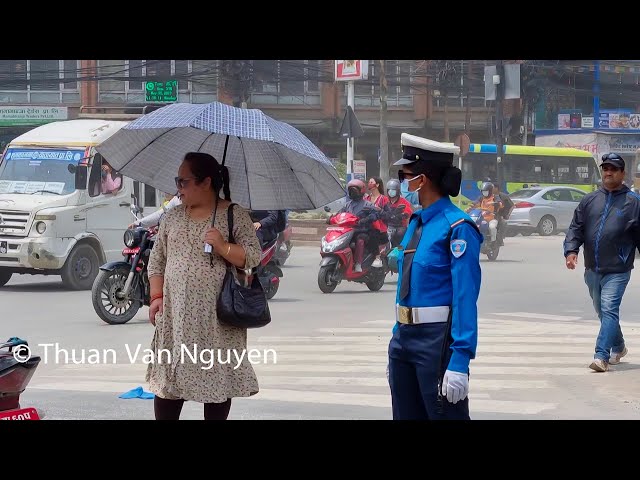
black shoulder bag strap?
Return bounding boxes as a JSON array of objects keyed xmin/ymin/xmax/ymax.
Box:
[{"xmin": 436, "ymin": 218, "xmax": 478, "ymax": 413}]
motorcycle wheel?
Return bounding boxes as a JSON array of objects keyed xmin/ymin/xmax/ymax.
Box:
[
  {"xmin": 318, "ymin": 264, "xmax": 338, "ymax": 293},
  {"xmin": 486, "ymin": 246, "xmax": 500, "ymax": 261},
  {"xmin": 366, "ymin": 269, "xmax": 386, "ymax": 291},
  {"xmin": 261, "ymin": 266, "xmax": 280, "ymax": 300},
  {"xmin": 91, "ymin": 267, "xmax": 142, "ymax": 325}
]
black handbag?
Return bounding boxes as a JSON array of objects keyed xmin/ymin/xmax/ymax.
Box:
[{"xmin": 213, "ymin": 203, "xmax": 271, "ymax": 329}]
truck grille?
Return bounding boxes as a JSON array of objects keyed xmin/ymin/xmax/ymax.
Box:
[{"xmin": 0, "ymin": 210, "xmax": 30, "ymax": 236}]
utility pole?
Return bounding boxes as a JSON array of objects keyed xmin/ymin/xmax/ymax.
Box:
[
  {"xmin": 495, "ymin": 60, "xmax": 504, "ymax": 189},
  {"xmin": 346, "ymin": 80, "xmax": 355, "ymax": 183},
  {"xmin": 379, "ymin": 60, "xmax": 389, "ymax": 184}
]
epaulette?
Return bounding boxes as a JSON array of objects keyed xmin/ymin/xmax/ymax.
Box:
[{"xmin": 443, "ymin": 208, "xmax": 480, "ymax": 234}]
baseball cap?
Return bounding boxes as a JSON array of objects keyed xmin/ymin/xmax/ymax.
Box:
[{"xmin": 601, "ymin": 153, "xmax": 625, "ymax": 170}]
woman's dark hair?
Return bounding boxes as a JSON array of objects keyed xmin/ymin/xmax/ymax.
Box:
[
  {"xmin": 183, "ymin": 152, "xmax": 231, "ymax": 200},
  {"xmin": 371, "ymin": 176, "xmax": 385, "ymax": 195}
]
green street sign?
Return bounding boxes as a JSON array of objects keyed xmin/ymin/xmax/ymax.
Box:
[{"xmin": 145, "ymin": 80, "xmax": 178, "ymax": 102}]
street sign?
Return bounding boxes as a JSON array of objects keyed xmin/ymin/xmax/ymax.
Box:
[{"xmin": 145, "ymin": 80, "xmax": 178, "ymax": 103}]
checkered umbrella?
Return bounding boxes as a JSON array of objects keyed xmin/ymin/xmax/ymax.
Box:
[{"xmin": 95, "ymin": 102, "xmax": 346, "ymax": 210}]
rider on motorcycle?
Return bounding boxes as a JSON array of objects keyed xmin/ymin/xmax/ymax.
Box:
[
  {"xmin": 250, "ymin": 210, "xmax": 284, "ymax": 247},
  {"xmin": 129, "ymin": 192, "xmax": 181, "ymax": 228},
  {"xmin": 382, "ymin": 179, "xmax": 412, "ymax": 247},
  {"xmin": 466, "ymin": 181, "xmax": 503, "ymax": 243},
  {"xmin": 329, "ymin": 179, "xmax": 381, "ymax": 273}
]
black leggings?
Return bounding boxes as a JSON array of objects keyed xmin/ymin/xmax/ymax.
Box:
[{"xmin": 154, "ymin": 396, "xmax": 232, "ymax": 420}]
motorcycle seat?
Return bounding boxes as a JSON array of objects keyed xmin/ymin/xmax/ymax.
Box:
[{"xmin": 0, "ymin": 354, "xmax": 41, "ymax": 376}]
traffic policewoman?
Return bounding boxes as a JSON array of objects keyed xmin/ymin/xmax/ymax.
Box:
[{"xmin": 388, "ymin": 133, "xmax": 483, "ymax": 420}]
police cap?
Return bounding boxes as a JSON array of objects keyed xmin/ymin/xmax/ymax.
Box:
[{"xmin": 394, "ymin": 133, "xmax": 460, "ymax": 167}]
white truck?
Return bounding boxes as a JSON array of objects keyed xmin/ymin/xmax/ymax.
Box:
[{"xmin": 0, "ymin": 119, "xmax": 160, "ymax": 289}]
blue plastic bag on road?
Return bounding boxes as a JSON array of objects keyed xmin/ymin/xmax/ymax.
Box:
[{"xmin": 119, "ymin": 386, "xmax": 154, "ymax": 399}]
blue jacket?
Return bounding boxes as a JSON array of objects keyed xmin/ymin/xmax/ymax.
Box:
[
  {"xmin": 394, "ymin": 197, "xmax": 483, "ymax": 373},
  {"xmin": 564, "ymin": 185, "xmax": 640, "ymax": 274}
]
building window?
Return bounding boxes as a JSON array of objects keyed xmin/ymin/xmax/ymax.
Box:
[
  {"xmin": 98, "ymin": 60, "xmax": 218, "ymax": 104},
  {"xmin": 250, "ymin": 60, "xmax": 322, "ymax": 105},
  {"xmin": 0, "ymin": 60, "xmax": 80, "ymax": 104},
  {"xmin": 353, "ymin": 60, "xmax": 414, "ymax": 108}
]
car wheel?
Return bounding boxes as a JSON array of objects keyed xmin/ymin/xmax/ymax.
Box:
[{"xmin": 537, "ymin": 215, "xmax": 556, "ymax": 236}]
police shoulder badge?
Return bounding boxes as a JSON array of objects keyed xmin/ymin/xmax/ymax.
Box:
[{"xmin": 450, "ymin": 239, "xmax": 467, "ymax": 258}]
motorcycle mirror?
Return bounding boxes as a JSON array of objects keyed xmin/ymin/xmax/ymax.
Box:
[{"xmin": 324, "ymin": 206, "xmax": 331, "ymax": 212}]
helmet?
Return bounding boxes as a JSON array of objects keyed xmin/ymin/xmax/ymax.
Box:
[
  {"xmin": 386, "ymin": 179, "xmax": 401, "ymax": 198},
  {"xmin": 347, "ymin": 179, "xmax": 366, "ymax": 199},
  {"xmin": 481, "ymin": 181, "xmax": 494, "ymax": 197}
]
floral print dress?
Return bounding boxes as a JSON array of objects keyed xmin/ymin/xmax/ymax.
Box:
[{"xmin": 146, "ymin": 202, "xmax": 262, "ymax": 403}]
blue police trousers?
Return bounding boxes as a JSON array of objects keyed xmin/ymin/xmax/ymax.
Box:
[{"xmin": 388, "ymin": 321, "xmax": 470, "ymax": 420}]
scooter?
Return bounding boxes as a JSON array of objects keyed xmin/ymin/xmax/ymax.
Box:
[
  {"xmin": 0, "ymin": 337, "xmax": 42, "ymax": 420},
  {"xmin": 467, "ymin": 207, "xmax": 501, "ymax": 261},
  {"xmin": 257, "ymin": 239, "xmax": 283, "ymax": 300},
  {"xmin": 91, "ymin": 201, "xmax": 156, "ymax": 325},
  {"xmin": 317, "ymin": 208, "xmax": 387, "ymax": 293}
]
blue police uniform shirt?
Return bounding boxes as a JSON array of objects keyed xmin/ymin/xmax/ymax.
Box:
[{"xmin": 393, "ymin": 196, "xmax": 483, "ymax": 374}]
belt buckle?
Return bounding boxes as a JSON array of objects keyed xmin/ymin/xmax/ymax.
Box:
[{"xmin": 398, "ymin": 306, "xmax": 413, "ymax": 324}]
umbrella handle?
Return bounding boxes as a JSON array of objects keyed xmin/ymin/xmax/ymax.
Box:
[{"xmin": 222, "ymin": 134, "xmax": 229, "ymax": 167}]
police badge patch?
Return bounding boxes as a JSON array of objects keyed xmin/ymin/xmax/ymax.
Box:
[{"xmin": 450, "ymin": 239, "xmax": 467, "ymax": 258}]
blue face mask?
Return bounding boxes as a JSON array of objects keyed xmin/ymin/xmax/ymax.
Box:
[{"xmin": 388, "ymin": 189, "xmax": 397, "ymax": 198}]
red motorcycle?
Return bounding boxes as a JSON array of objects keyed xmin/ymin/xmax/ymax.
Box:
[
  {"xmin": 0, "ymin": 337, "xmax": 42, "ymax": 420},
  {"xmin": 257, "ymin": 239, "xmax": 283, "ymax": 300},
  {"xmin": 317, "ymin": 211, "xmax": 388, "ymax": 293}
]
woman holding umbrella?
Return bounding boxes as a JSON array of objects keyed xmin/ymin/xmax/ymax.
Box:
[{"xmin": 145, "ymin": 151, "xmax": 262, "ymax": 420}]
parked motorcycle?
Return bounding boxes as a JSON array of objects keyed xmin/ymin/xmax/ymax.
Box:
[
  {"xmin": 257, "ymin": 238, "xmax": 283, "ymax": 300},
  {"xmin": 91, "ymin": 203, "xmax": 155, "ymax": 324},
  {"xmin": 0, "ymin": 337, "xmax": 42, "ymax": 420},
  {"xmin": 468, "ymin": 207, "xmax": 501, "ymax": 261},
  {"xmin": 317, "ymin": 208, "xmax": 387, "ymax": 293}
]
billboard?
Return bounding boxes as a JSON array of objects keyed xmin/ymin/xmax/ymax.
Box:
[{"xmin": 335, "ymin": 60, "xmax": 369, "ymax": 81}]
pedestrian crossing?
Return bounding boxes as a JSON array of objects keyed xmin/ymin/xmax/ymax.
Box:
[{"xmin": 27, "ymin": 311, "xmax": 640, "ymax": 419}]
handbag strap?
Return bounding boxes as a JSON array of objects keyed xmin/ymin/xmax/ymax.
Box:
[{"xmin": 208, "ymin": 201, "xmax": 238, "ymax": 269}]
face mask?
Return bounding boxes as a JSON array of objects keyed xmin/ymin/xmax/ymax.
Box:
[
  {"xmin": 482, "ymin": 190, "xmax": 490, "ymax": 197},
  {"xmin": 348, "ymin": 190, "xmax": 360, "ymax": 200},
  {"xmin": 388, "ymin": 189, "xmax": 397, "ymax": 198}
]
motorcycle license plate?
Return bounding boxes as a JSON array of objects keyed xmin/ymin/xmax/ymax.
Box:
[
  {"xmin": 122, "ymin": 247, "xmax": 140, "ymax": 255},
  {"xmin": 0, "ymin": 407, "xmax": 40, "ymax": 420}
]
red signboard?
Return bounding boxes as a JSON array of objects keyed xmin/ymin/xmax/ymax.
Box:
[{"xmin": 335, "ymin": 60, "xmax": 368, "ymax": 81}]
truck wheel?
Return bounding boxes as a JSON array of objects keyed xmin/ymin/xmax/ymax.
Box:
[
  {"xmin": 0, "ymin": 270, "xmax": 12, "ymax": 287},
  {"xmin": 61, "ymin": 244, "xmax": 100, "ymax": 290}
]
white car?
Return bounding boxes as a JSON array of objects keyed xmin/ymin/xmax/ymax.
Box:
[{"xmin": 506, "ymin": 186, "xmax": 589, "ymax": 236}]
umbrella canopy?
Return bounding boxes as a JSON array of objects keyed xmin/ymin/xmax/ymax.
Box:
[{"xmin": 95, "ymin": 102, "xmax": 346, "ymax": 210}]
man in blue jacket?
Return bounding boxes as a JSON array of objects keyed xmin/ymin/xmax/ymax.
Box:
[{"xmin": 564, "ymin": 153, "xmax": 640, "ymax": 372}]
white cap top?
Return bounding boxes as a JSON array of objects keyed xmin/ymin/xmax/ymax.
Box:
[{"xmin": 401, "ymin": 133, "xmax": 460, "ymax": 155}]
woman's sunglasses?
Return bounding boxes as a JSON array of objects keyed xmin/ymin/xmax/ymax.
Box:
[
  {"xmin": 175, "ymin": 176, "xmax": 196, "ymax": 189},
  {"xmin": 397, "ymin": 170, "xmax": 422, "ymax": 182}
]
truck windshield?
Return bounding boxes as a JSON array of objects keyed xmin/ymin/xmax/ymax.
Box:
[{"xmin": 0, "ymin": 148, "xmax": 85, "ymax": 195}]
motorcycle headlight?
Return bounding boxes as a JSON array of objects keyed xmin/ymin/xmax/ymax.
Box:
[
  {"xmin": 322, "ymin": 232, "xmax": 352, "ymax": 252},
  {"xmin": 123, "ymin": 228, "xmax": 144, "ymax": 248}
]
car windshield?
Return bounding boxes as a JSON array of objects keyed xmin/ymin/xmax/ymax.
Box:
[
  {"xmin": 0, "ymin": 148, "xmax": 84, "ymax": 195},
  {"xmin": 509, "ymin": 189, "xmax": 541, "ymax": 199}
]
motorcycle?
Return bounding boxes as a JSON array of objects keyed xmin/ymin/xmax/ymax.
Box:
[
  {"xmin": 317, "ymin": 208, "xmax": 388, "ymax": 293},
  {"xmin": 273, "ymin": 222, "xmax": 293, "ymax": 267},
  {"xmin": 257, "ymin": 238, "xmax": 283, "ymax": 300},
  {"xmin": 467, "ymin": 207, "xmax": 501, "ymax": 261},
  {"xmin": 0, "ymin": 337, "xmax": 42, "ymax": 420},
  {"xmin": 91, "ymin": 203, "xmax": 155, "ymax": 324},
  {"xmin": 380, "ymin": 204, "xmax": 409, "ymax": 275}
]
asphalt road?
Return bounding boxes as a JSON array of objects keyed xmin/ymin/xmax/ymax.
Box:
[{"xmin": 4, "ymin": 233, "xmax": 640, "ymax": 420}]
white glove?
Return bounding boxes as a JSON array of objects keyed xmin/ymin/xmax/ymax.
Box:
[{"xmin": 441, "ymin": 370, "xmax": 469, "ymax": 404}]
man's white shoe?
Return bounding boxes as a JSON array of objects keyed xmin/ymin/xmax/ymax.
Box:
[{"xmin": 610, "ymin": 347, "xmax": 628, "ymax": 365}]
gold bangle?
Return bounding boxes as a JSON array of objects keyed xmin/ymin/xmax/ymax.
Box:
[{"xmin": 226, "ymin": 243, "xmax": 231, "ymax": 256}]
